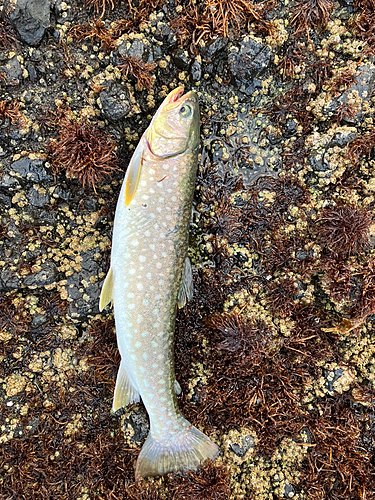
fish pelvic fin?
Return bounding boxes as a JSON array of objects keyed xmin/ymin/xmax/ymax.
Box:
[
  {"xmin": 113, "ymin": 360, "xmax": 140, "ymax": 411},
  {"xmin": 135, "ymin": 417, "xmax": 219, "ymax": 479},
  {"xmin": 99, "ymin": 267, "xmax": 113, "ymax": 312},
  {"xmin": 177, "ymin": 257, "xmax": 193, "ymax": 309}
]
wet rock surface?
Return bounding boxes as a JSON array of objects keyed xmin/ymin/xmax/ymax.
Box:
[{"xmin": 1, "ymin": 0, "xmax": 375, "ymax": 499}]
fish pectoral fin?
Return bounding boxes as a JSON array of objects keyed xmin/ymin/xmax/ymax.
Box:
[
  {"xmin": 174, "ymin": 380, "xmax": 182, "ymax": 395},
  {"xmin": 113, "ymin": 360, "xmax": 140, "ymax": 412},
  {"xmin": 99, "ymin": 267, "xmax": 114, "ymax": 312},
  {"xmin": 125, "ymin": 138, "xmax": 144, "ymax": 206},
  {"xmin": 177, "ymin": 256, "xmax": 194, "ymax": 308}
]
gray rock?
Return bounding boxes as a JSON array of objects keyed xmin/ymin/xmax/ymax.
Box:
[
  {"xmin": 203, "ymin": 37, "xmax": 229, "ymax": 60},
  {"xmin": 328, "ymin": 65, "xmax": 375, "ymax": 124},
  {"xmin": 23, "ymin": 261, "xmax": 58, "ymax": 287},
  {"xmin": 190, "ymin": 59, "xmax": 201, "ymax": 82},
  {"xmin": 0, "ymin": 268, "xmax": 21, "ymax": 290},
  {"xmin": 11, "ymin": 157, "xmax": 52, "ymax": 182},
  {"xmin": 0, "ymin": 173, "xmax": 21, "ymax": 190},
  {"xmin": 123, "ymin": 407, "xmax": 149, "ymax": 444},
  {"xmin": 228, "ymin": 38, "xmax": 271, "ymax": 95},
  {"xmin": 99, "ymin": 81, "xmax": 130, "ymax": 122},
  {"xmin": 4, "ymin": 0, "xmax": 51, "ymax": 46},
  {"xmin": 31, "ymin": 313, "xmax": 48, "ymax": 328},
  {"xmin": 0, "ymin": 56, "xmax": 23, "ymax": 86},
  {"xmin": 230, "ymin": 434, "xmax": 255, "ymax": 457},
  {"xmin": 170, "ymin": 48, "xmax": 190, "ymax": 70},
  {"xmin": 324, "ymin": 368, "xmax": 344, "ymax": 394},
  {"xmin": 26, "ymin": 186, "xmax": 49, "ymax": 207},
  {"xmin": 118, "ymin": 38, "xmax": 149, "ymax": 61}
]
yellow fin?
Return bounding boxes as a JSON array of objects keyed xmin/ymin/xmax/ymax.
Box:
[
  {"xmin": 177, "ymin": 257, "xmax": 193, "ymax": 308},
  {"xmin": 125, "ymin": 139, "xmax": 144, "ymax": 206},
  {"xmin": 99, "ymin": 267, "xmax": 113, "ymax": 311},
  {"xmin": 113, "ymin": 360, "xmax": 140, "ymax": 411},
  {"xmin": 135, "ymin": 417, "xmax": 219, "ymax": 478}
]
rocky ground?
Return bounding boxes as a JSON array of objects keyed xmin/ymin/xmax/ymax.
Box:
[{"xmin": 1, "ymin": 0, "xmax": 375, "ymax": 499}]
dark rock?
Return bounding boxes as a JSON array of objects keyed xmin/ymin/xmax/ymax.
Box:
[
  {"xmin": 0, "ymin": 192, "xmax": 12, "ymax": 207},
  {"xmin": 284, "ymin": 483, "xmax": 295, "ymax": 498},
  {"xmin": 23, "ymin": 262, "xmax": 58, "ymax": 287},
  {"xmin": 202, "ymin": 37, "xmax": 229, "ymax": 61},
  {"xmin": 0, "ymin": 56, "xmax": 23, "ymax": 86},
  {"xmin": 230, "ymin": 434, "xmax": 255, "ymax": 457},
  {"xmin": 295, "ymin": 250, "xmax": 308, "ymax": 260},
  {"xmin": 284, "ymin": 119, "xmax": 297, "ymax": 138},
  {"xmin": 154, "ymin": 22, "xmax": 170, "ymax": 41},
  {"xmin": 4, "ymin": 0, "xmax": 51, "ymax": 46},
  {"xmin": 123, "ymin": 408, "xmax": 149, "ymax": 444},
  {"xmin": 328, "ymin": 65, "xmax": 375, "ymax": 124},
  {"xmin": 118, "ymin": 38, "xmax": 149, "ymax": 61},
  {"xmin": 27, "ymin": 186, "xmax": 49, "ymax": 207},
  {"xmin": 228, "ymin": 38, "xmax": 271, "ymax": 95},
  {"xmin": 170, "ymin": 48, "xmax": 190, "ymax": 70},
  {"xmin": 329, "ymin": 129, "xmax": 357, "ymax": 148},
  {"xmin": 324, "ymin": 367, "xmax": 344, "ymax": 394},
  {"xmin": 0, "ymin": 173, "xmax": 21, "ymax": 190},
  {"xmin": 27, "ymin": 63, "xmax": 37, "ymax": 80},
  {"xmin": 99, "ymin": 81, "xmax": 130, "ymax": 122},
  {"xmin": 190, "ymin": 59, "xmax": 201, "ymax": 82},
  {"xmin": 0, "ymin": 268, "xmax": 21, "ymax": 290},
  {"xmin": 11, "ymin": 157, "xmax": 52, "ymax": 182},
  {"xmin": 31, "ymin": 313, "xmax": 48, "ymax": 328},
  {"xmin": 53, "ymin": 185, "xmax": 71, "ymax": 201}
]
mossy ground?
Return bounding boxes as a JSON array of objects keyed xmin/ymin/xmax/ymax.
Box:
[{"xmin": 1, "ymin": 0, "xmax": 375, "ymax": 498}]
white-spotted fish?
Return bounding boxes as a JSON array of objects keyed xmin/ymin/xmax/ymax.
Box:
[{"xmin": 99, "ymin": 87, "xmax": 219, "ymax": 478}]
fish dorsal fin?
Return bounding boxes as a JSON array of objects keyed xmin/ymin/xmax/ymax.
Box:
[
  {"xmin": 177, "ymin": 257, "xmax": 193, "ymax": 308},
  {"xmin": 99, "ymin": 267, "xmax": 114, "ymax": 311},
  {"xmin": 125, "ymin": 138, "xmax": 145, "ymax": 206}
]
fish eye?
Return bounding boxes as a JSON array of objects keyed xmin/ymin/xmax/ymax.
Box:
[{"xmin": 179, "ymin": 104, "xmax": 193, "ymax": 118}]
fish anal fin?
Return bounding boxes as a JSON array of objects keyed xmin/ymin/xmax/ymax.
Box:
[
  {"xmin": 125, "ymin": 139, "xmax": 144, "ymax": 206},
  {"xmin": 113, "ymin": 360, "xmax": 140, "ymax": 412},
  {"xmin": 135, "ymin": 417, "xmax": 219, "ymax": 478},
  {"xmin": 99, "ymin": 267, "xmax": 113, "ymax": 312},
  {"xmin": 177, "ymin": 257, "xmax": 193, "ymax": 309},
  {"xmin": 174, "ymin": 380, "xmax": 182, "ymax": 395}
]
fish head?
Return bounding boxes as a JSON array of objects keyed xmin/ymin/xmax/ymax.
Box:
[{"xmin": 146, "ymin": 87, "xmax": 200, "ymax": 158}]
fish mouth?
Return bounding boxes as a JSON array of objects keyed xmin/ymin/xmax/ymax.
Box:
[{"xmin": 164, "ymin": 87, "xmax": 197, "ymax": 110}]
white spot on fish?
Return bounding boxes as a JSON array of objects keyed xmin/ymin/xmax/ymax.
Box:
[
  {"xmin": 130, "ymin": 354, "xmax": 137, "ymax": 360},
  {"xmin": 156, "ymin": 262, "xmax": 162, "ymax": 269},
  {"xmin": 152, "ymin": 363, "xmax": 158, "ymax": 369},
  {"xmin": 146, "ymin": 273, "xmax": 152, "ymax": 280},
  {"xmin": 139, "ymin": 255, "xmax": 146, "ymax": 263},
  {"xmin": 145, "ymin": 229, "xmax": 151, "ymax": 237},
  {"xmin": 142, "ymin": 353, "xmax": 148, "ymax": 360},
  {"xmin": 139, "ymin": 366, "xmax": 146, "ymax": 373},
  {"xmin": 137, "ymin": 315, "xmax": 144, "ymax": 323},
  {"xmin": 140, "ymin": 180, "xmax": 147, "ymax": 187},
  {"xmin": 129, "ymin": 269, "xmax": 135, "ymax": 275},
  {"xmin": 158, "ymin": 388, "xmax": 165, "ymax": 394},
  {"xmin": 135, "ymin": 341, "xmax": 142, "ymax": 348},
  {"xmin": 128, "ymin": 304, "xmax": 135, "ymax": 310},
  {"xmin": 151, "ymin": 341, "xmax": 158, "ymax": 347},
  {"xmin": 127, "ymin": 292, "xmax": 134, "ymax": 298},
  {"xmin": 141, "ymin": 331, "xmax": 148, "ymax": 337},
  {"xmin": 137, "ymin": 283, "xmax": 143, "ymax": 290},
  {"xmin": 149, "ymin": 188, "xmax": 155, "ymax": 194},
  {"xmin": 131, "ymin": 240, "xmax": 139, "ymax": 247}
]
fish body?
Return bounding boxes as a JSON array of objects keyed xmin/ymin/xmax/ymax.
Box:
[{"xmin": 100, "ymin": 88, "xmax": 219, "ymax": 478}]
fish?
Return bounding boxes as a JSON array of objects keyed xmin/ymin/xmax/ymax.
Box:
[{"xmin": 99, "ymin": 87, "xmax": 219, "ymax": 478}]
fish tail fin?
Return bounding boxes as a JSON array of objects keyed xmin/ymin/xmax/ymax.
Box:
[{"xmin": 135, "ymin": 417, "xmax": 219, "ymax": 479}]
